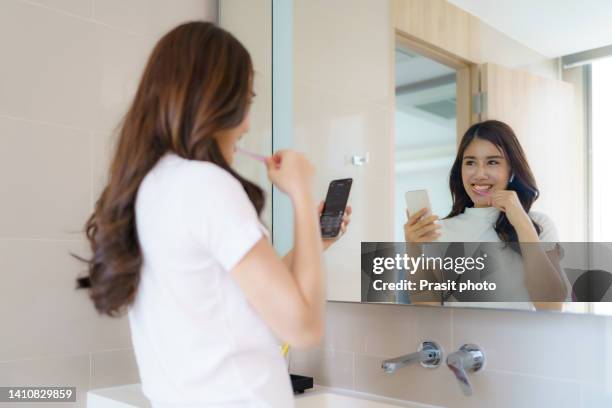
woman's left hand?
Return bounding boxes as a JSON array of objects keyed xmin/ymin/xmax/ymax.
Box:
[
  {"xmin": 489, "ymin": 190, "xmax": 531, "ymax": 228},
  {"xmin": 318, "ymin": 201, "xmax": 352, "ymax": 250}
]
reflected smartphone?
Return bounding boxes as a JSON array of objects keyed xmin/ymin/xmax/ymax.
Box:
[
  {"xmin": 404, "ymin": 189, "xmax": 432, "ymax": 220},
  {"xmin": 320, "ymin": 178, "xmax": 353, "ymax": 238}
]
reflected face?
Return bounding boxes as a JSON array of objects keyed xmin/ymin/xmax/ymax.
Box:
[
  {"xmin": 461, "ymin": 138, "xmax": 511, "ymax": 208},
  {"xmin": 215, "ymin": 109, "xmax": 251, "ymax": 165}
]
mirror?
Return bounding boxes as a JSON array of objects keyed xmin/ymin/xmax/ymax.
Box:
[{"xmin": 222, "ymin": 0, "xmax": 612, "ymax": 316}]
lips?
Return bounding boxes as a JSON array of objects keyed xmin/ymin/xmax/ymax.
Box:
[{"xmin": 471, "ymin": 184, "xmax": 493, "ymax": 196}]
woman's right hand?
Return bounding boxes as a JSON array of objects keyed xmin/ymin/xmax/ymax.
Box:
[
  {"xmin": 266, "ymin": 150, "xmax": 315, "ymax": 200},
  {"xmin": 404, "ymin": 208, "xmax": 441, "ymax": 242}
]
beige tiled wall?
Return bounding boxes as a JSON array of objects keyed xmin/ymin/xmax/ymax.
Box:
[
  {"xmin": 291, "ymin": 302, "xmax": 612, "ymax": 408},
  {"xmin": 0, "ymin": 1, "xmax": 217, "ymax": 406},
  {"xmin": 293, "ymin": 0, "xmax": 396, "ymax": 302}
]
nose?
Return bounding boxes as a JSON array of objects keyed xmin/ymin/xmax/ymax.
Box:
[{"xmin": 474, "ymin": 163, "xmax": 488, "ymax": 179}]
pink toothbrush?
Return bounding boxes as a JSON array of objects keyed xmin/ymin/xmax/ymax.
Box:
[{"xmin": 235, "ymin": 146, "xmax": 268, "ymax": 162}]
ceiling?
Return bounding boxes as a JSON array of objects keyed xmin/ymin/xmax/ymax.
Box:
[{"xmin": 447, "ymin": 0, "xmax": 612, "ymax": 58}]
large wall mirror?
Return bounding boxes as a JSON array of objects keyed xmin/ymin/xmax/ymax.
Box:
[{"xmin": 221, "ymin": 0, "xmax": 612, "ymax": 316}]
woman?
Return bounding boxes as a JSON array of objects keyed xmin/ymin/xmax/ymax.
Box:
[
  {"xmin": 76, "ymin": 22, "xmax": 349, "ymax": 407},
  {"xmin": 404, "ymin": 120, "xmax": 568, "ymax": 308}
]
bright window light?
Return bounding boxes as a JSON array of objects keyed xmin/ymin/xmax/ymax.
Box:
[{"xmin": 591, "ymin": 57, "xmax": 612, "ymax": 241}]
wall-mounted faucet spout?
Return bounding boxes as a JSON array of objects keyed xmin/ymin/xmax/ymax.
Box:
[{"xmin": 381, "ymin": 341, "xmax": 443, "ymax": 374}]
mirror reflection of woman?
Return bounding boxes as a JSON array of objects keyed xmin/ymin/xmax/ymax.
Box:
[{"xmin": 404, "ymin": 120, "xmax": 568, "ymax": 309}]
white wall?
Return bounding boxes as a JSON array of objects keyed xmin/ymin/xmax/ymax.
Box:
[{"xmin": 0, "ymin": 1, "xmax": 217, "ymax": 404}]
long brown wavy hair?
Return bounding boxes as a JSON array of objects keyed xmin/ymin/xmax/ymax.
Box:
[
  {"xmin": 75, "ymin": 22, "xmax": 264, "ymax": 316},
  {"xmin": 446, "ymin": 120, "xmax": 542, "ymax": 245}
]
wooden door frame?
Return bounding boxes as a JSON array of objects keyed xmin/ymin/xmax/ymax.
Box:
[{"xmin": 395, "ymin": 30, "xmax": 476, "ymax": 144}]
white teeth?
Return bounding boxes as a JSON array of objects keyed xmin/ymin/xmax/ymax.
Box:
[{"xmin": 473, "ymin": 185, "xmax": 492, "ymax": 191}]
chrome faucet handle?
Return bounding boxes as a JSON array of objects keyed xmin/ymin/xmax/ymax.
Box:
[
  {"xmin": 381, "ymin": 341, "xmax": 443, "ymax": 374},
  {"xmin": 446, "ymin": 344, "xmax": 485, "ymax": 396},
  {"xmin": 417, "ymin": 340, "xmax": 443, "ymax": 368}
]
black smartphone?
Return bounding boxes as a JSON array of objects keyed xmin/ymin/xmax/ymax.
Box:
[{"xmin": 320, "ymin": 178, "xmax": 353, "ymax": 238}]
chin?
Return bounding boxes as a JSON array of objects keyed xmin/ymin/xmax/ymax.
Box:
[{"xmin": 469, "ymin": 195, "xmax": 490, "ymax": 207}]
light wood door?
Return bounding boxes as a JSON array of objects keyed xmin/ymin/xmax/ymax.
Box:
[{"xmin": 479, "ymin": 63, "xmax": 586, "ymax": 241}]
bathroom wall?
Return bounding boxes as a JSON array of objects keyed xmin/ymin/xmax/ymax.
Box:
[
  {"xmin": 291, "ymin": 302, "xmax": 612, "ymax": 408},
  {"xmin": 0, "ymin": 1, "xmax": 217, "ymax": 406},
  {"xmin": 291, "ymin": 0, "xmax": 396, "ymax": 302},
  {"xmin": 290, "ymin": 1, "xmax": 612, "ymax": 407}
]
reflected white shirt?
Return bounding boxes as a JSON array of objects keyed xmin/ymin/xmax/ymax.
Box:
[{"xmin": 436, "ymin": 206, "xmax": 559, "ymax": 309}]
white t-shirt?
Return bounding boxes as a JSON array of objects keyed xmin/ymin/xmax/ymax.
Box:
[
  {"xmin": 436, "ymin": 206, "xmax": 560, "ymax": 308},
  {"xmin": 438, "ymin": 206, "xmax": 558, "ymax": 244},
  {"xmin": 128, "ymin": 153, "xmax": 294, "ymax": 408}
]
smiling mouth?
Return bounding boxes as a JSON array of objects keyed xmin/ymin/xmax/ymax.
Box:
[{"xmin": 471, "ymin": 184, "xmax": 493, "ymax": 196}]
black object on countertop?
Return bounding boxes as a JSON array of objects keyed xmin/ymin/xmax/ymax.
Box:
[{"xmin": 290, "ymin": 374, "xmax": 313, "ymax": 394}]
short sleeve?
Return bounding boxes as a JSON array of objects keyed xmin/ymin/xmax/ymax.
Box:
[
  {"xmin": 180, "ymin": 162, "xmax": 267, "ymax": 271},
  {"xmin": 530, "ymin": 211, "xmax": 559, "ymax": 251}
]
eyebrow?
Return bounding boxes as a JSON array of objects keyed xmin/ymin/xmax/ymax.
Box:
[{"xmin": 463, "ymin": 155, "xmax": 504, "ymax": 160}]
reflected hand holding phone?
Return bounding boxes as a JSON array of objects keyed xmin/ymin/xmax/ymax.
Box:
[
  {"xmin": 320, "ymin": 178, "xmax": 353, "ymax": 239},
  {"xmin": 405, "ymin": 189, "xmax": 432, "ymax": 219},
  {"xmin": 404, "ymin": 189, "xmax": 440, "ymax": 243}
]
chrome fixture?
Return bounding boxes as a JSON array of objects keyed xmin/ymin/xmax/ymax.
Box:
[
  {"xmin": 446, "ymin": 344, "xmax": 485, "ymax": 396},
  {"xmin": 350, "ymin": 152, "xmax": 370, "ymax": 166},
  {"xmin": 381, "ymin": 341, "xmax": 443, "ymax": 374}
]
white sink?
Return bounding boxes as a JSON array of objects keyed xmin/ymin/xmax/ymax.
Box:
[
  {"xmin": 295, "ymin": 387, "xmax": 445, "ymax": 408},
  {"xmin": 296, "ymin": 393, "xmax": 402, "ymax": 407},
  {"xmin": 87, "ymin": 383, "xmax": 444, "ymax": 408},
  {"xmin": 87, "ymin": 384, "xmax": 150, "ymax": 408}
]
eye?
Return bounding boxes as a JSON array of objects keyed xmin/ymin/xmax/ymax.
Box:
[
  {"xmin": 464, "ymin": 160, "xmax": 475, "ymax": 166},
  {"xmin": 488, "ymin": 160, "xmax": 499, "ymax": 165}
]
